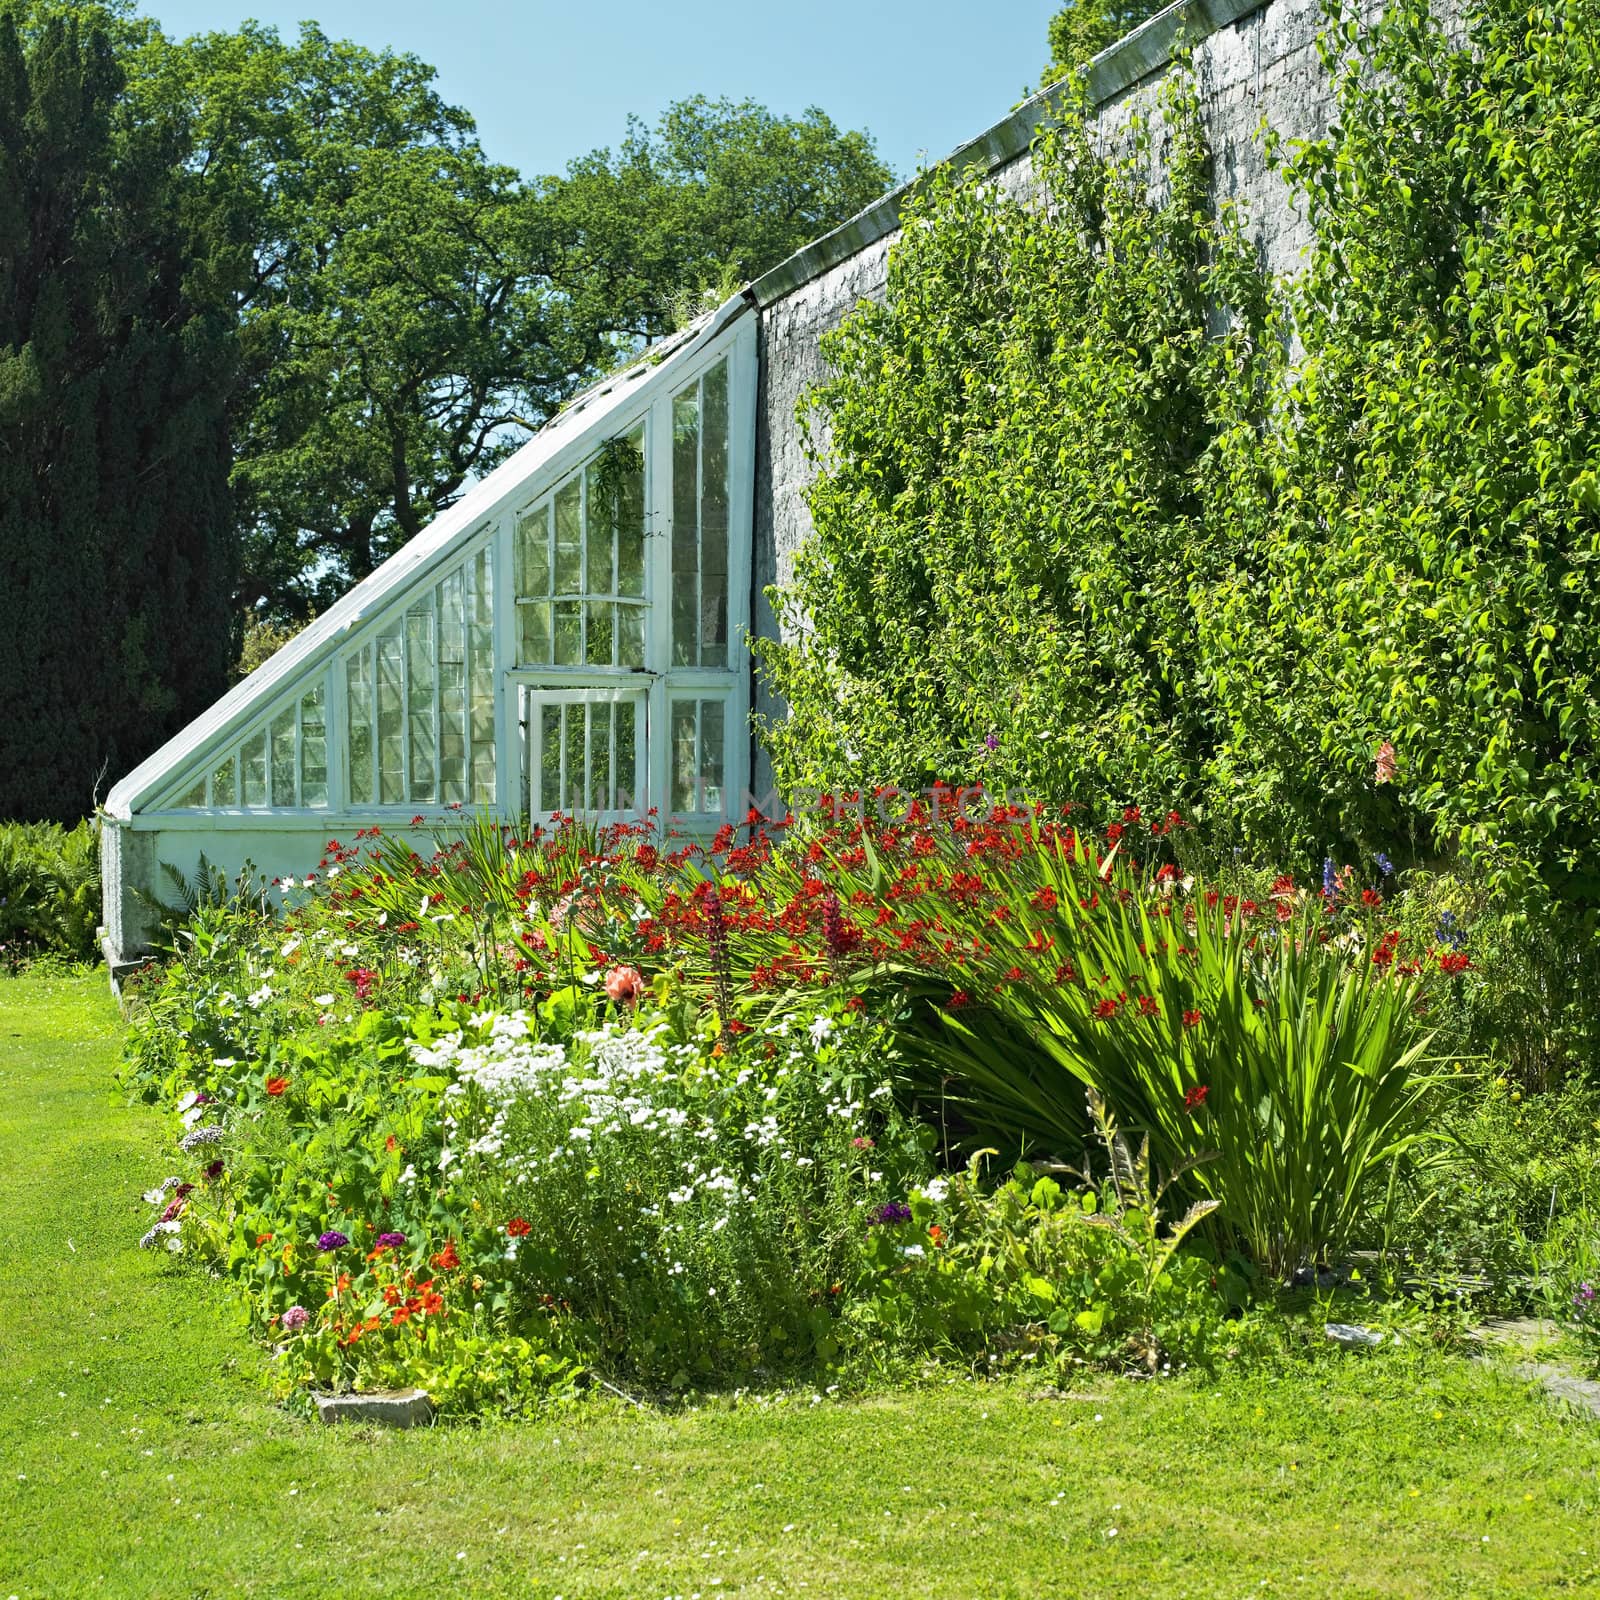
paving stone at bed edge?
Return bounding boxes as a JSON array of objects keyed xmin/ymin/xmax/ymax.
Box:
[{"xmin": 313, "ymin": 1389, "xmax": 435, "ymax": 1427}]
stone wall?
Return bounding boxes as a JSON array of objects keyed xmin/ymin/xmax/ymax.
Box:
[{"xmin": 745, "ymin": 0, "xmax": 1464, "ymax": 795}]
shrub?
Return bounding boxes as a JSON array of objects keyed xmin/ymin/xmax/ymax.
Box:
[{"xmin": 0, "ymin": 819, "xmax": 100, "ymax": 966}]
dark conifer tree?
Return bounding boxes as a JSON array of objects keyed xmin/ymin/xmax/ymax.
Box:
[{"xmin": 0, "ymin": 7, "xmax": 239, "ymax": 822}]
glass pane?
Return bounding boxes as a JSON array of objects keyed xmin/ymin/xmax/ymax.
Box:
[
  {"xmin": 586, "ymin": 600, "xmax": 614, "ymax": 667},
  {"xmin": 554, "ymin": 478, "xmax": 582, "ymax": 594},
  {"xmin": 518, "ymin": 600, "xmax": 551, "ymax": 665},
  {"xmin": 469, "ymin": 549, "xmax": 496, "ymax": 807},
  {"xmin": 553, "ymin": 600, "xmax": 581, "ymax": 667},
  {"xmin": 377, "ymin": 628, "xmax": 405, "ymax": 804},
  {"xmin": 672, "ymin": 383, "xmax": 700, "ymax": 667},
  {"xmin": 700, "ymin": 359, "xmax": 730, "ymax": 665},
  {"xmin": 176, "ymin": 776, "xmax": 207, "ymax": 808},
  {"xmin": 701, "ymin": 699, "xmax": 725, "ymax": 814},
  {"xmin": 565, "ymin": 702, "xmax": 585, "ymax": 817},
  {"xmin": 617, "ymin": 603, "xmax": 645, "ymax": 669},
  {"xmin": 241, "ymin": 730, "xmax": 267, "ymax": 807},
  {"xmin": 617, "ymin": 426, "xmax": 646, "ymax": 598},
  {"xmin": 438, "ymin": 570, "xmax": 468, "ymax": 805},
  {"xmin": 515, "ymin": 502, "xmax": 549, "ymax": 597},
  {"xmin": 671, "ymin": 699, "xmax": 697, "ymax": 813},
  {"xmin": 406, "ymin": 602, "xmax": 437, "ymax": 804},
  {"xmin": 270, "ymin": 714, "xmax": 297, "ymax": 806},
  {"xmin": 347, "ymin": 648, "xmax": 374, "ymax": 806},
  {"xmin": 586, "ymin": 461, "xmax": 614, "ymax": 596},
  {"xmin": 270, "ymin": 706, "xmax": 297, "ymax": 807},
  {"xmin": 539, "ymin": 704, "xmax": 563, "ymax": 816},
  {"xmin": 210, "ymin": 754, "xmax": 236, "ymax": 807},
  {"xmin": 616, "ymin": 699, "xmax": 639, "ymax": 811},
  {"xmin": 299, "ymin": 683, "xmax": 327, "ymax": 808},
  {"xmin": 590, "ymin": 703, "xmax": 615, "ymax": 812}
]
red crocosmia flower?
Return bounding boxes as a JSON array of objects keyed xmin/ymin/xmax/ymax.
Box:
[
  {"xmin": 1437, "ymin": 951, "xmax": 1471, "ymax": 975},
  {"xmin": 1361, "ymin": 888, "xmax": 1383, "ymax": 908},
  {"xmin": 1092, "ymin": 998, "xmax": 1119, "ymax": 1020},
  {"xmin": 506, "ymin": 1217, "xmax": 532, "ymax": 1238},
  {"xmin": 1137, "ymin": 994, "xmax": 1160, "ymax": 1017},
  {"xmin": 945, "ymin": 990, "xmax": 970, "ymax": 1010},
  {"xmin": 1182, "ymin": 1009, "xmax": 1203, "ymax": 1028},
  {"xmin": 1183, "ymin": 1084, "xmax": 1210, "ymax": 1113},
  {"xmin": 265, "ymin": 1076, "xmax": 289, "ymax": 1096},
  {"xmin": 410, "ymin": 814, "xmax": 425, "ymax": 826}
]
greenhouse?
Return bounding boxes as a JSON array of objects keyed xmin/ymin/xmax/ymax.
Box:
[{"xmin": 102, "ymin": 303, "xmax": 757, "ymax": 966}]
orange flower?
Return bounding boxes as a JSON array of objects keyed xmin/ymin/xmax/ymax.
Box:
[
  {"xmin": 431, "ymin": 1240, "xmax": 460, "ymax": 1271},
  {"xmin": 928, "ymin": 1224, "xmax": 945, "ymax": 1246},
  {"xmin": 265, "ymin": 1077, "xmax": 289, "ymax": 1096},
  {"xmin": 255, "ymin": 1232, "xmax": 274, "ymax": 1246},
  {"xmin": 506, "ymin": 1217, "xmax": 532, "ymax": 1238}
]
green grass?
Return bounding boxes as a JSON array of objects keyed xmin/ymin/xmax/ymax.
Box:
[{"xmin": 2, "ymin": 972, "xmax": 1599, "ymax": 1598}]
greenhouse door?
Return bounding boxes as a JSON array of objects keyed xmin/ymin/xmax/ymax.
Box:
[{"xmin": 522, "ymin": 686, "xmax": 649, "ymax": 822}]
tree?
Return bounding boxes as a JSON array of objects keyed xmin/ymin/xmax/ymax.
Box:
[
  {"xmin": 545, "ymin": 97, "xmax": 893, "ymax": 341},
  {"xmin": 135, "ymin": 23, "xmax": 604, "ymax": 620},
  {"xmin": 1043, "ymin": 2, "xmax": 1170, "ymax": 84},
  {"xmin": 138, "ymin": 33, "xmax": 893, "ymax": 622},
  {"xmin": 0, "ymin": 5, "xmax": 241, "ymax": 823}
]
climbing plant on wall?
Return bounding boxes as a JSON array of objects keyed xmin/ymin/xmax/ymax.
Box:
[
  {"xmin": 762, "ymin": 0, "xmax": 1600, "ymax": 931},
  {"xmin": 756, "ymin": 68, "xmax": 1272, "ymax": 826}
]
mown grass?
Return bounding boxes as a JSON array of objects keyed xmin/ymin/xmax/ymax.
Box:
[{"xmin": 2, "ymin": 970, "xmax": 1598, "ymax": 1598}]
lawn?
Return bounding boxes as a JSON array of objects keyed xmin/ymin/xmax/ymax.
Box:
[{"xmin": 1, "ymin": 971, "xmax": 1598, "ymax": 1598}]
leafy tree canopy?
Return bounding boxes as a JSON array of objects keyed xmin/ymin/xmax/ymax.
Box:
[
  {"xmin": 130, "ymin": 30, "xmax": 891, "ymax": 620},
  {"xmin": 1043, "ymin": 1, "xmax": 1170, "ymax": 84},
  {"xmin": 0, "ymin": 3, "xmax": 240, "ymax": 821}
]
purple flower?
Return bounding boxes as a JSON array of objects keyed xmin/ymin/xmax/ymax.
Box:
[
  {"xmin": 1322, "ymin": 858, "xmax": 1339, "ymax": 899},
  {"xmin": 203, "ymin": 1158, "xmax": 224, "ymax": 1181},
  {"xmin": 983, "ymin": 734, "xmax": 999, "ymax": 752},
  {"xmin": 316, "ymin": 1230, "xmax": 348, "ymax": 1252},
  {"xmin": 375, "ymin": 1231, "xmax": 407, "ymax": 1249},
  {"xmin": 1375, "ymin": 852, "xmax": 1394, "ymax": 877},
  {"xmin": 868, "ymin": 1201, "xmax": 913, "ymax": 1227},
  {"xmin": 282, "ymin": 1305, "xmax": 310, "ymax": 1332}
]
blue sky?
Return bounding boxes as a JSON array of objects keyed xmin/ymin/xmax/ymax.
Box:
[{"xmin": 142, "ymin": 1, "xmax": 1061, "ymax": 185}]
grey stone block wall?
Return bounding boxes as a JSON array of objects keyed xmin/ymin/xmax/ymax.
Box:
[{"xmin": 745, "ymin": 0, "xmax": 1464, "ymax": 797}]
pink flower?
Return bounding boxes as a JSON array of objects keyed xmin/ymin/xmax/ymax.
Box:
[
  {"xmin": 603, "ymin": 965, "xmax": 645, "ymax": 1006},
  {"xmin": 1375, "ymin": 741, "xmax": 1397, "ymax": 785},
  {"xmin": 282, "ymin": 1305, "xmax": 310, "ymax": 1332}
]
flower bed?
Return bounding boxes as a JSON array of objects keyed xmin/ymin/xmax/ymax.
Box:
[{"xmin": 122, "ymin": 799, "xmax": 1495, "ymax": 1409}]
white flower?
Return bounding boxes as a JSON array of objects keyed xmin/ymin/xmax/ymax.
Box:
[
  {"xmin": 279, "ymin": 936, "xmax": 302, "ymax": 958},
  {"xmin": 901, "ymin": 1244, "xmax": 925, "ymax": 1259},
  {"xmin": 808, "ymin": 1015, "xmax": 835, "ymax": 1047},
  {"xmin": 922, "ymin": 1177, "xmax": 950, "ymax": 1204},
  {"xmin": 312, "ymin": 994, "xmax": 335, "ymax": 1008}
]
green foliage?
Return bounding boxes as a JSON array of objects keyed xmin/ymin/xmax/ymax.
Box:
[
  {"xmin": 756, "ymin": 72, "xmax": 1270, "ymax": 813},
  {"xmin": 764, "ymin": 0, "xmax": 1600, "ymax": 1010},
  {"xmin": 130, "ymin": 28, "xmax": 891, "ymax": 621},
  {"xmin": 1199, "ymin": 0, "xmax": 1600, "ymax": 916},
  {"xmin": 1043, "ymin": 1, "xmax": 1170, "ymax": 85},
  {"xmin": 0, "ymin": 820, "xmax": 100, "ymax": 964},
  {"xmin": 813, "ymin": 812, "xmax": 1449, "ymax": 1278},
  {"xmin": 546, "ymin": 96, "xmax": 893, "ymax": 336},
  {"xmin": 0, "ymin": 4, "xmax": 240, "ymax": 823}
]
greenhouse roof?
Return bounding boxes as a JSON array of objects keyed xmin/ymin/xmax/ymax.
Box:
[{"xmin": 104, "ymin": 295, "xmax": 751, "ymax": 822}]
